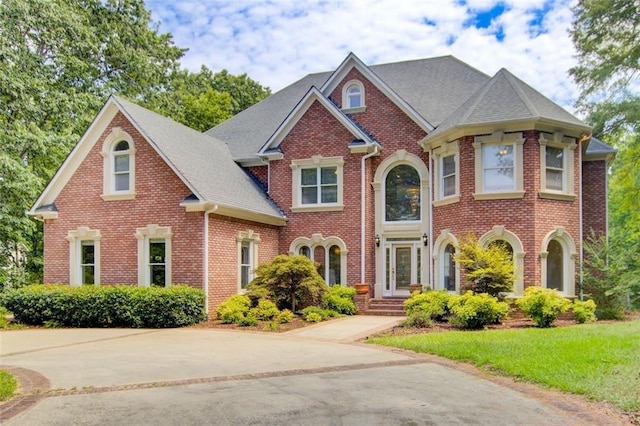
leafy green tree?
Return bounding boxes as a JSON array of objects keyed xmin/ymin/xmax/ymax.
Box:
[
  {"xmin": 0, "ymin": 0, "xmax": 184, "ymax": 286},
  {"xmin": 454, "ymin": 235, "xmax": 514, "ymax": 297},
  {"xmin": 141, "ymin": 66, "xmax": 270, "ymax": 132},
  {"xmin": 247, "ymin": 255, "xmax": 329, "ymax": 312}
]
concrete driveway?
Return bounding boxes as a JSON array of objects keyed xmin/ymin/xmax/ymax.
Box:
[{"xmin": 0, "ymin": 319, "xmax": 620, "ymax": 425}]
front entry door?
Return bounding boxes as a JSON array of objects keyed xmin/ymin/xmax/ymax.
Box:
[{"xmin": 393, "ymin": 245, "xmax": 412, "ymax": 294}]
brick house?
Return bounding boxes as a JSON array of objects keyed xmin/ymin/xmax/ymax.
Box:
[{"xmin": 30, "ymin": 53, "xmax": 614, "ymax": 315}]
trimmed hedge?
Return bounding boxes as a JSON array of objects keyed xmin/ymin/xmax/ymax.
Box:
[{"xmin": 0, "ymin": 284, "xmax": 205, "ymax": 328}]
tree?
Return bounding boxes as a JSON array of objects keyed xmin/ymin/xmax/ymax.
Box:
[
  {"xmin": 455, "ymin": 235, "xmax": 514, "ymax": 297},
  {"xmin": 247, "ymin": 255, "xmax": 329, "ymax": 312},
  {"xmin": 141, "ymin": 66, "xmax": 271, "ymax": 132},
  {"xmin": 0, "ymin": 0, "xmax": 184, "ymax": 287}
]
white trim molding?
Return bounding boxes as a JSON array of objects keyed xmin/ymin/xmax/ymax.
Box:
[
  {"xmin": 432, "ymin": 140, "xmax": 460, "ymax": 206},
  {"xmin": 540, "ymin": 226, "xmax": 578, "ymax": 296},
  {"xmin": 538, "ymin": 132, "xmax": 577, "ymax": 201},
  {"xmin": 237, "ymin": 229, "xmax": 261, "ymax": 292},
  {"xmin": 290, "ymin": 156, "xmax": 344, "ymax": 212},
  {"xmin": 135, "ymin": 224, "xmax": 172, "ymax": 287},
  {"xmin": 101, "ymin": 127, "xmax": 136, "ymax": 201},
  {"xmin": 473, "ymin": 132, "xmax": 525, "ymax": 200},
  {"xmin": 66, "ymin": 227, "xmax": 101, "ymax": 286}
]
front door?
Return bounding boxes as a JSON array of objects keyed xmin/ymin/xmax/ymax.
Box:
[{"xmin": 385, "ymin": 242, "xmax": 421, "ymax": 296}]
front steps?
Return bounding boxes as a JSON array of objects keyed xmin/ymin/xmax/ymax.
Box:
[{"xmin": 364, "ymin": 298, "xmax": 406, "ymax": 316}]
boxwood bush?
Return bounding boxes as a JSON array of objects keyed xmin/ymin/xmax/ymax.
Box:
[
  {"xmin": 322, "ymin": 285, "xmax": 357, "ymax": 315},
  {"xmin": 448, "ymin": 291, "xmax": 509, "ymax": 329},
  {"xmin": 0, "ymin": 284, "xmax": 205, "ymax": 328},
  {"xmin": 516, "ymin": 286, "xmax": 571, "ymax": 328}
]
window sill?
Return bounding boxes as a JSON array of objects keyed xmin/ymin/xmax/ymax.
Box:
[
  {"xmin": 538, "ymin": 192, "xmax": 576, "ymax": 202},
  {"xmin": 290, "ymin": 204, "xmax": 345, "ymax": 213},
  {"xmin": 102, "ymin": 192, "xmax": 136, "ymax": 201},
  {"xmin": 473, "ymin": 191, "xmax": 525, "ymax": 200},
  {"xmin": 341, "ymin": 106, "xmax": 366, "ymax": 114},
  {"xmin": 433, "ymin": 196, "xmax": 460, "ymax": 207}
]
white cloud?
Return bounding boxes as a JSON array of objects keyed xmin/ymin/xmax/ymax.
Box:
[{"xmin": 146, "ymin": 0, "xmax": 580, "ymax": 113}]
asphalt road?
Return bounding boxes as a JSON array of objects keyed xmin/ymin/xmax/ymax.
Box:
[{"xmin": 0, "ymin": 320, "xmax": 620, "ymax": 425}]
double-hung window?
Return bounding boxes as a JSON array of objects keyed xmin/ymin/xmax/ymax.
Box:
[
  {"xmin": 136, "ymin": 225, "xmax": 172, "ymax": 287},
  {"xmin": 101, "ymin": 127, "xmax": 136, "ymax": 201},
  {"xmin": 67, "ymin": 227, "xmax": 101, "ymax": 286},
  {"xmin": 291, "ymin": 156, "xmax": 344, "ymax": 212},
  {"xmin": 237, "ymin": 230, "xmax": 260, "ymax": 291},
  {"xmin": 433, "ymin": 141, "xmax": 459, "ymax": 206},
  {"xmin": 482, "ymin": 144, "xmax": 515, "ymax": 191},
  {"xmin": 539, "ymin": 133, "xmax": 576, "ymax": 201},
  {"xmin": 80, "ymin": 241, "xmax": 96, "ymax": 285},
  {"xmin": 441, "ymin": 155, "xmax": 457, "ymax": 197},
  {"xmin": 148, "ymin": 239, "xmax": 167, "ymax": 287}
]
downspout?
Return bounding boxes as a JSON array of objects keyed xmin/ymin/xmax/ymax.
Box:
[
  {"xmin": 578, "ymin": 143, "xmax": 584, "ymax": 301},
  {"xmin": 361, "ymin": 145, "xmax": 380, "ymax": 283},
  {"xmin": 428, "ymin": 148, "xmax": 434, "ymax": 289},
  {"xmin": 203, "ymin": 205, "xmax": 219, "ymax": 316}
]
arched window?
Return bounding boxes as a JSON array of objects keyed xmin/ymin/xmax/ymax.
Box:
[
  {"xmin": 328, "ymin": 245, "xmax": 341, "ymax": 285},
  {"xmin": 489, "ymin": 239, "xmax": 513, "ymax": 260},
  {"xmin": 546, "ymin": 240, "xmax": 564, "ymax": 291},
  {"xmin": 443, "ymin": 244, "xmax": 456, "ymax": 291},
  {"xmin": 113, "ymin": 140, "xmax": 131, "ymax": 192},
  {"xmin": 342, "ymin": 80, "xmax": 365, "ymax": 110},
  {"xmin": 290, "ymin": 235, "xmax": 348, "ymax": 286},
  {"xmin": 385, "ymin": 164, "xmax": 421, "ymax": 222},
  {"xmin": 299, "ymin": 246, "xmax": 311, "ymax": 258}
]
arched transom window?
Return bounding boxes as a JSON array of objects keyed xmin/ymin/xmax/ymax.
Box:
[{"xmin": 385, "ymin": 164, "xmax": 421, "ymax": 222}]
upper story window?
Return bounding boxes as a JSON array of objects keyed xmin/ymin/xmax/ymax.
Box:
[
  {"xmin": 385, "ymin": 164, "xmax": 421, "ymax": 222},
  {"xmin": 473, "ymin": 132, "xmax": 525, "ymax": 200},
  {"xmin": 341, "ymin": 80, "xmax": 365, "ymax": 111},
  {"xmin": 113, "ymin": 141, "xmax": 131, "ymax": 191},
  {"xmin": 539, "ymin": 133, "xmax": 576, "ymax": 201},
  {"xmin": 291, "ymin": 156, "xmax": 344, "ymax": 212},
  {"xmin": 433, "ymin": 141, "xmax": 460, "ymax": 206},
  {"xmin": 102, "ymin": 127, "xmax": 136, "ymax": 201}
]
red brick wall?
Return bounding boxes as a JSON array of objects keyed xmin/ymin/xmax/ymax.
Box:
[
  {"xmin": 582, "ymin": 160, "xmax": 608, "ymax": 239},
  {"xmin": 44, "ymin": 112, "xmax": 204, "ymax": 287},
  {"xmin": 432, "ymin": 131, "xmax": 581, "ymax": 289},
  {"xmin": 245, "ymin": 165, "xmax": 269, "ymax": 189},
  {"xmin": 207, "ymin": 215, "xmax": 279, "ymax": 316}
]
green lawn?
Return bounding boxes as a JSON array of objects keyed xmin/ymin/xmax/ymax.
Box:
[
  {"xmin": 368, "ymin": 320, "xmax": 640, "ymax": 414},
  {"xmin": 0, "ymin": 370, "xmax": 17, "ymax": 402}
]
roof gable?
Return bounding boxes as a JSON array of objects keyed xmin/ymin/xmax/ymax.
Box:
[
  {"xmin": 31, "ymin": 96, "xmax": 286, "ymax": 225},
  {"xmin": 320, "ymin": 53, "xmax": 433, "ymax": 132},
  {"xmin": 258, "ymin": 86, "xmax": 377, "ymax": 157}
]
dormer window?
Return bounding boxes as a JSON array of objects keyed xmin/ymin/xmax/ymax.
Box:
[
  {"xmin": 342, "ymin": 80, "xmax": 365, "ymax": 112},
  {"xmin": 101, "ymin": 127, "xmax": 136, "ymax": 201}
]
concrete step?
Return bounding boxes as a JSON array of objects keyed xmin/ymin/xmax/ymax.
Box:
[{"xmin": 366, "ymin": 298, "xmax": 407, "ymax": 316}]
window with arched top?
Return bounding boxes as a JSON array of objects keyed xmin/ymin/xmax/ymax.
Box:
[
  {"xmin": 341, "ymin": 80, "xmax": 365, "ymax": 111},
  {"xmin": 385, "ymin": 164, "xmax": 421, "ymax": 222},
  {"xmin": 102, "ymin": 127, "xmax": 136, "ymax": 200},
  {"xmin": 443, "ymin": 244, "xmax": 456, "ymax": 291},
  {"xmin": 290, "ymin": 235, "xmax": 348, "ymax": 286},
  {"xmin": 113, "ymin": 141, "xmax": 131, "ymax": 192},
  {"xmin": 546, "ymin": 239, "xmax": 564, "ymax": 291}
]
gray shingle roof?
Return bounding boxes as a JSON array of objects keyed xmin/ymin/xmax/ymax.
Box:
[
  {"xmin": 586, "ymin": 136, "xmax": 617, "ymax": 156},
  {"xmin": 426, "ymin": 68, "xmax": 588, "ymax": 140},
  {"xmin": 207, "ymin": 56, "xmax": 490, "ymax": 161},
  {"xmin": 112, "ymin": 96, "xmax": 285, "ymax": 221}
]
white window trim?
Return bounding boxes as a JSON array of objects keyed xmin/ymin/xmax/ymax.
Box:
[
  {"xmin": 433, "ymin": 140, "xmax": 460, "ymax": 206},
  {"xmin": 540, "ymin": 226, "xmax": 577, "ymax": 296},
  {"xmin": 291, "ymin": 156, "xmax": 344, "ymax": 212},
  {"xmin": 432, "ymin": 230, "xmax": 460, "ymax": 293},
  {"xmin": 237, "ymin": 230, "xmax": 260, "ymax": 292},
  {"xmin": 101, "ymin": 127, "xmax": 136, "ymax": 201},
  {"xmin": 479, "ymin": 225, "xmax": 526, "ymax": 296},
  {"xmin": 341, "ymin": 80, "xmax": 366, "ymax": 113},
  {"xmin": 66, "ymin": 227, "xmax": 101, "ymax": 286},
  {"xmin": 289, "ymin": 234, "xmax": 348, "ymax": 286},
  {"xmin": 473, "ymin": 132, "xmax": 525, "ymax": 200},
  {"xmin": 539, "ymin": 132, "xmax": 576, "ymax": 201},
  {"xmin": 136, "ymin": 224, "xmax": 172, "ymax": 287}
]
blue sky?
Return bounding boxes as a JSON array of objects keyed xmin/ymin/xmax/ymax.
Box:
[{"xmin": 145, "ymin": 0, "xmax": 580, "ymax": 113}]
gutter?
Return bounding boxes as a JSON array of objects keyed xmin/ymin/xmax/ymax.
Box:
[{"xmin": 361, "ymin": 145, "xmax": 380, "ymax": 283}]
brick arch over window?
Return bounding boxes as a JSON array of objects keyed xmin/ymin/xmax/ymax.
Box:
[
  {"xmin": 101, "ymin": 127, "xmax": 136, "ymax": 201},
  {"xmin": 479, "ymin": 225, "xmax": 525, "ymax": 296},
  {"xmin": 540, "ymin": 227, "xmax": 577, "ymax": 296},
  {"xmin": 289, "ymin": 234, "xmax": 348, "ymax": 286},
  {"xmin": 432, "ymin": 229, "xmax": 460, "ymax": 293}
]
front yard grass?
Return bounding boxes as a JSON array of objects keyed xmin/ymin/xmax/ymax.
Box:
[
  {"xmin": 368, "ymin": 320, "xmax": 640, "ymax": 416},
  {"xmin": 0, "ymin": 370, "xmax": 17, "ymax": 401}
]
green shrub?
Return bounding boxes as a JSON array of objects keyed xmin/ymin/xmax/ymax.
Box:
[
  {"xmin": 322, "ymin": 285, "xmax": 357, "ymax": 315},
  {"xmin": 304, "ymin": 312, "xmax": 323, "ymax": 323},
  {"xmin": 571, "ymin": 299, "xmax": 597, "ymax": 324},
  {"xmin": 403, "ymin": 290, "xmax": 450, "ymax": 320},
  {"xmin": 0, "ymin": 284, "xmax": 205, "ymax": 328},
  {"xmin": 277, "ymin": 309, "xmax": 294, "ymax": 324},
  {"xmin": 216, "ymin": 295, "xmax": 252, "ymax": 324},
  {"xmin": 516, "ymin": 287, "xmax": 571, "ymax": 328},
  {"xmin": 400, "ymin": 311, "xmax": 434, "ymax": 328},
  {"xmin": 448, "ymin": 291, "xmax": 509, "ymax": 329},
  {"xmin": 300, "ymin": 306, "xmax": 339, "ymax": 322},
  {"xmin": 247, "ymin": 255, "xmax": 329, "ymax": 312},
  {"xmin": 250, "ymin": 299, "xmax": 280, "ymax": 321},
  {"xmin": 237, "ymin": 313, "xmax": 259, "ymax": 327}
]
